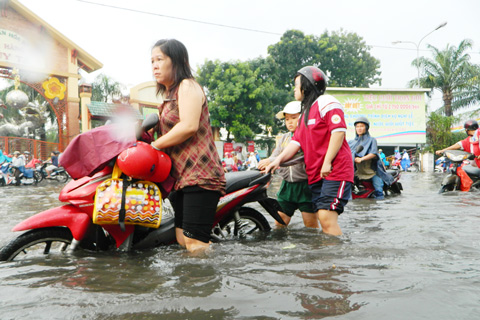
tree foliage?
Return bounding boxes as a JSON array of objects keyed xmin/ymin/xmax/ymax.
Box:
[
  {"xmin": 425, "ymin": 112, "xmax": 464, "ymax": 152},
  {"xmin": 267, "ymin": 29, "xmax": 381, "ymax": 90},
  {"xmin": 196, "ymin": 59, "xmax": 276, "ymax": 143},
  {"xmin": 414, "ymin": 39, "xmax": 477, "ymax": 116},
  {"xmin": 91, "ymin": 74, "xmax": 125, "ymax": 103},
  {"xmin": 451, "ymin": 64, "xmax": 480, "ymax": 111},
  {"xmin": 198, "ymin": 29, "xmax": 382, "ymax": 147},
  {"xmin": 317, "ymin": 30, "xmax": 381, "ymax": 87}
]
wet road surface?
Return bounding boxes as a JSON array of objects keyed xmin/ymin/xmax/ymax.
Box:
[{"xmin": 0, "ymin": 172, "xmax": 479, "ymax": 319}]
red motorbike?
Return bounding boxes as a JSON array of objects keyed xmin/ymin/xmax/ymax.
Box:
[
  {"xmin": 0, "ymin": 115, "xmax": 285, "ymax": 262},
  {"xmin": 352, "ymin": 169, "xmax": 402, "ymax": 199},
  {"xmin": 351, "ymin": 145, "xmax": 403, "ymax": 199}
]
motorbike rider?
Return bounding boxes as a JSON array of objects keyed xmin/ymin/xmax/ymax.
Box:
[
  {"xmin": 45, "ymin": 151, "xmax": 59, "ymax": 178},
  {"xmin": 11, "ymin": 151, "xmax": 26, "ymax": 184},
  {"xmin": 379, "ymin": 149, "xmax": 389, "ymax": 167},
  {"xmin": 435, "ymin": 119, "xmax": 480, "ymax": 167},
  {"xmin": 348, "ymin": 117, "xmax": 394, "ymax": 200}
]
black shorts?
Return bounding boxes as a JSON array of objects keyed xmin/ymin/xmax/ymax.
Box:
[
  {"xmin": 309, "ymin": 180, "xmax": 352, "ymax": 214},
  {"xmin": 169, "ymin": 186, "xmax": 221, "ymax": 243}
]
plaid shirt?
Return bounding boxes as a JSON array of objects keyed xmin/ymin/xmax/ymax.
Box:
[{"xmin": 159, "ymin": 93, "xmax": 226, "ymax": 194}]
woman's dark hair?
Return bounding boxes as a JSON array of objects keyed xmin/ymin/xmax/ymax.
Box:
[
  {"xmin": 152, "ymin": 39, "xmax": 194, "ymax": 97},
  {"xmin": 296, "ymin": 74, "xmax": 321, "ymax": 125}
]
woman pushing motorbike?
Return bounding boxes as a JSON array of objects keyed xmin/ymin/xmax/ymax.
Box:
[
  {"xmin": 264, "ymin": 66, "xmax": 354, "ymax": 236},
  {"xmin": 348, "ymin": 116, "xmax": 394, "ymax": 200},
  {"xmin": 150, "ymin": 39, "xmax": 226, "ymax": 253}
]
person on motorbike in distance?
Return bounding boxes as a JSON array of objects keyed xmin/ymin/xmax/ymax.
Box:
[
  {"xmin": 348, "ymin": 117, "xmax": 394, "ymax": 200},
  {"xmin": 264, "ymin": 66, "xmax": 354, "ymax": 236},
  {"xmin": 150, "ymin": 39, "xmax": 226, "ymax": 253},
  {"xmin": 10, "ymin": 151, "xmax": 27, "ymax": 185},
  {"xmin": 258, "ymin": 101, "xmax": 318, "ymax": 228},
  {"xmin": 435, "ymin": 119, "xmax": 480, "ymax": 167},
  {"xmin": 45, "ymin": 151, "xmax": 59, "ymax": 178}
]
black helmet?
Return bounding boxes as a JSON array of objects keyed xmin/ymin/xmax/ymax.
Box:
[
  {"xmin": 464, "ymin": 119, "xmax": 479, "ymax": 131},
  {"xmin": 296, "ymin": 66, "xmax": 327, "ymax": 95},
  {"xmin": 354, "ymin": 116, "xmax": 370, "ymax": 130}
]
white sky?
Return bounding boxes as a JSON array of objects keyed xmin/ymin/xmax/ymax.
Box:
[{"xmin": 17, "ymin": 0, "xmax": 480, "ymax": 110}]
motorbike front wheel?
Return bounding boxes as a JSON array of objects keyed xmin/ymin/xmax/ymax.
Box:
[
  {"xmin": 0, "ymin": 227, "xmax": 73, "ymax": 262},
  {"xmin": 438, "ymin": 184, "xmax": 455, "ymax": 194},
  {"xmin": 213, "ymin": 207, "xmax": 271, "ymax": 241},
  {"xmin": 390, "ymin": 182, "xmax": 403, "ymax": 194}
]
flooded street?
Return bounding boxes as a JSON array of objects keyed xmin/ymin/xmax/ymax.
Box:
[{"xmin": 0, "ymin": 172, "xmax": 479, "ymax": 319}]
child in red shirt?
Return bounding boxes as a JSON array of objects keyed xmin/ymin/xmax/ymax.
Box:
[{"xmin": 264, "ymin": 66, "xmax": 353, "ymax": 236}]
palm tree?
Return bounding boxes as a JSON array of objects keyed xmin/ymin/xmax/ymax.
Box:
[
  {"xmin": 414, "ymin": 39, "xmax": 476, "ymax": 116},
  {"xmin": 91, "ymin": 74, "xmax": 125, "ymax": 102},
  {"xmin": 451, "ymin": 65, "xmax": 480, "ymax": 111}
]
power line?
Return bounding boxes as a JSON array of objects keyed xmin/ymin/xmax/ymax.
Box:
[
  {"xmin": 73, "ymin": 0, "xmax": 480, "ymax": 57},
  {"xmin": 74, "ymin": 0, "xmax": 282, "ymax": 36}
]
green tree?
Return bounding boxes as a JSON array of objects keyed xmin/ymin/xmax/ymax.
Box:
[
  {"xmin": 197, "ymin": 59, "xmax": 276, "ymax": 144},
  {"xmin": 452, "ymin": 65, "xmax": 480, "ymax": 111},
  {"xmin": 267, "ymin": 29, "xmax": 381, "ymax": 91},
  {"xmin": 425, "ymin": 112, "xmax": 464, "ymax": 152},
  {"xmin": 414, "ymin": 39, "xmax": 476, "ymax": 117},
  {"xmin": 317, "ymin": 30, "xmax": 381, "ymax": 87},
  {"xmin": 267, "ymin": 30, "xmax": 321, "ymax": 91},
  {"xmin": 91, "ymin": 74, "xmax": 125, "ymax": 102}
]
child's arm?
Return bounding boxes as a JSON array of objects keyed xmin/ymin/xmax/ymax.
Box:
[
  {"xmin": 263, "ymin": 142, "xmax": 300, "ymax": 174},
  {"xmin": 321, "ymin": 131, "xmax": 345, "ymax": 178}
]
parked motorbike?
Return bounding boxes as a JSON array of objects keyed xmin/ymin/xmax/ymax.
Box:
[
  {"xmin": 351, "ymin": 145, "xmax": 403, "ymax": 199},
  {"xmin": 438, "ymin": 150, "xmax": 480, "ymax": 193},
  {"xmin": 34, "ymin": 162, "xmax": 70, "ymax": 184},
  {"xmin": 0, "ymin": 114, "xmax": 285, "ymax": 262}
]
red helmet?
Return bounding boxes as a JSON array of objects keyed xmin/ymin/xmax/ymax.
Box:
[
  {"xmin": 296, "ymin": 66, "xmax": 328, "ymax": 95},
  {"xmin": 149, "ymin": 150, "xmax": 172, "ymax": 183},
  {"xmin": 464, "ymin": 119, "xmax": 479, "ymax": 131},
  {"xmin": 116, "ymin": 142, "xmax": 157, "ymax": 180}
]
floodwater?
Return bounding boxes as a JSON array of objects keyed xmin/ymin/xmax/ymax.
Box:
[{"xmin": 0, "ymin": 172, "xmax": 479, "ymax": 319}]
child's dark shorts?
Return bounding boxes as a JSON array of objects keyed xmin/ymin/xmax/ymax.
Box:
[
  {"xmin": 309, "ymin": 180, "xmax": 352, "ymax": 214},
  {"xmin": 277, "ymin": 180, "xmax": 315, "ymax": 217}
]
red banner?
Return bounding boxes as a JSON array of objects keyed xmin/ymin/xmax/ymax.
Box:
[
  {"xmin": 247, "ymin": 141, "xmax": 255, "ymax": 153},
  {"xmin": 223, "ymin": 142, "xmax": 233, "ymax": 156}
]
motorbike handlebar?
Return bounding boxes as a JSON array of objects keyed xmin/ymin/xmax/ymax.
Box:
[{"xmin": 136, "ymin": 113, "xmax": 159, "ymax": 140}]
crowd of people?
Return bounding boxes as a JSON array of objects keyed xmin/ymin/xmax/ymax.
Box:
[{"xmin": 0, "ymin": 149, "xmax": 60, "ymax": 185}]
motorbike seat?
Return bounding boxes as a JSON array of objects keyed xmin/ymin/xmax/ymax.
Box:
[
  {"xmin": 386, "ymin": 169, "xmax": 399, "ymax": 178},
  {"xmin": 462, "ymin": 165, "xmax": 480, "ymax": 178},
  {"xmin": 225, "ymin": 170, "xmax": 263, "ymax": 194}
]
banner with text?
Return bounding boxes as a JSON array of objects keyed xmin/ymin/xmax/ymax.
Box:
[{"xmin": 331, "ymin": 90, "xmax": 426, "ymax": 144}]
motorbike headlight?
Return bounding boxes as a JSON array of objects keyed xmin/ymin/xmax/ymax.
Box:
[{"xmin": 445, "ymin": 151, "xmax": 469, "ymax": 162}]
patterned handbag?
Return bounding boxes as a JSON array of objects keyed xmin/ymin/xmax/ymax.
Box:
[{"xmin": 93, "ymin": 164, "xmax": 162, "ymax": 230}]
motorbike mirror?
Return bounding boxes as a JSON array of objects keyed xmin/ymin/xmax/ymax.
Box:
[
  {"xmin": 136, "ymin": 113, "xmax": 159, "ymax": 140},
  {"xmin": 356, "ymin": 145, "xmax": 364, "ymax": 153}
]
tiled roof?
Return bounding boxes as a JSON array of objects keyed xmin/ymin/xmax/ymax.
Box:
[{"xmin": 87, "ymin": 102, "xmax": 143, "ymax": 119}]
